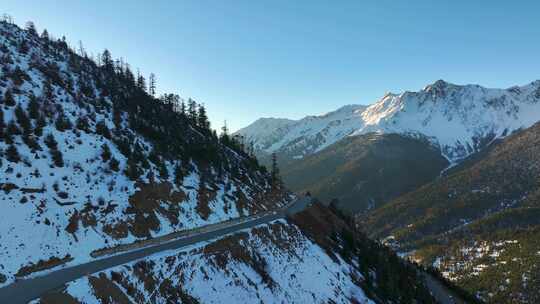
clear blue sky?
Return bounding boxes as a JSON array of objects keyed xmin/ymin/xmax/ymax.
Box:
[{"xmin": 4, "ymin": 1, "xmax": 540, "ymax": 131}]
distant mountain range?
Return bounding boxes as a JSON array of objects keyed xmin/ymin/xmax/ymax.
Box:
[
  {"xmin": 237, "ymin": 78, "xmax": 540, "ymax": 215},
  {"xmin": 237, "ymin": 104, "xmax": 368, "ymax": 163},
  {"xmin": 238, "ymin": 79, "xmax": 540, "ymax": 303},
  {"xmin": 237, "ymin": 79, "xmax": 540, "ymax": 163}
]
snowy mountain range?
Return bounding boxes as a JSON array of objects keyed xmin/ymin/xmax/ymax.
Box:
[
  {"xmin": 0, "ymin": 20, "xmax": 441, "ymax": 304},
  {"xmin": 237, "ymin": 79, "xmax": 540, "ymax": 162},
  {"xmin": 236, "ymin": 104, "xmax": 367, "ymax": 161}
]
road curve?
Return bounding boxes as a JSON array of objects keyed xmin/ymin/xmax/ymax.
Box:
[
  {"xmin": 421, "ymin": 272, "xmax": 466, "ymax": 304},
  {"xmin": 0, "ymin": 197, "xmax": 313, "ymax": 304}
]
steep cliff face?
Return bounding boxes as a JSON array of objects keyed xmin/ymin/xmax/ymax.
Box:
[{"xmin": 0, "ymin": 20, "xmax": 289, "ymax": 287}]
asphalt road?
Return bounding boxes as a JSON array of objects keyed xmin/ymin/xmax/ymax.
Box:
[
  {"xmin": 0, "ymin": 196, "xmax": 313, "ymax": 304},
  {"xmin": 422, "ymin": 272, "xmax": 466, "ymax": 304}
]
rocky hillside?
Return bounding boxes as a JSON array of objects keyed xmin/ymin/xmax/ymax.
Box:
[
  {"xmin": 0, "ymin": 20, "xmax": 289, "ymax": 287},
  {"xmin": 33, "ymin": 203, "xmax": 438, "ymax": 304},
  {"xmin": 282, "ymin": 133, "xmax": 449, "ymax": 213},
  {"xmin": 238, "ymin": 79, "xmax": 540, "ymax": 164},
  {"xmin": 363, "ymin": 121, "xmax": 540, "ymax": 303}
]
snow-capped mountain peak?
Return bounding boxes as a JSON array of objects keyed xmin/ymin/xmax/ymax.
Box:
[
  {"xmin": 239, "ymin": 79, "xmax": 540, "ymax": 162},
  {"xmin": 235, "ymin": 104, "xmax": 369, "ymax": 159},
  {"xmin": 357, "ymin": 79, "xmax": 540, "ymax": 160}
]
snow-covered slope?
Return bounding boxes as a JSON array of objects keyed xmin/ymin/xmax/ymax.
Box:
[
  {"xmin": 235, "ymin": 104, "xmax": 368, "ymax": 160},
  {"xmin": 356, "ymin": 80, "xmax": 540, "ymax": 160},
  {"xmin": 32, "ymin": 203, "xmax": 439, "ymax": 304},
  {"xmin": 234, "ymin": 117, "xmax": 296, "ymax": 150},
  {"xmin": 33, "ymin": 220, "xmax": 375, "ymax": 304},
  {"xmin": 238, "ymin": 80, "xmax": 540, "ymax": 162},
  {"xmin": 0, "ymin": 21, "xmax": 289, "ymax": 287}
]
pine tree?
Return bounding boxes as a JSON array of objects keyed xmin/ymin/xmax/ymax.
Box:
[
  {"xmin": 114, "ymin": 58, "xmax": 123, "ymax": 74},
  {"xmin": 187, "ymin": 98, "xmax": 197, "ymax": 122},
  {"xmin": 197, "ymin": 104, "xmax": 210, "ymax": 130},
  {"xmin": 55, "ymin": 113, "xmax": 72, "ymax": 131},
  {"xmin": 101, "ymin": 49, "xmax": 114, "ymax": 73},
  {"xmin": 41, "ymin": 29, "xmax": 49, "ymax": 41},
  {"xmin": 123, "ymin": 64, "xmax": 135, "ymax": 85},
  {"xmin": 50, "ymin": 149, "xmax": 64, "ymax": 167},
  {"xmin": 101, "ymin": 49, "xmax": 115, "ymax": 79},
  {"xmin": 158, "ymin": 161, "xmax": 168, "ymax": 179},
  {"xmin": 34, "ymin": 115, "xmax": 45, "ymax": 137},
  {"xmin": 0, "ymin": 107, "xmax": 4, "ymax": 140},
  {"xmin": 4, "ymin": 120, "xmax": 18, "ymax": 144},
  {"xmin": 27, "ymin": 94, "xmax": 40, "ymax": 120},
  {"xmin": 6, "ymin": 120, "xmax": 21, "ymax": 136},
  {"xmin": 75, "ymin": 116, "xmax": 90, "ymax": 132},
  {"xmin": 23, "ymin": 133, "xmax": 40, "ymax": 152},
  {"xmin": 18, "ymin": 40, "xmax": 29, "ymax": 54},
  {"xmin": 1, "ymin": 14, "xmax": 13, "ymax": 24},
  {"xmin": 44, "ymin": 133, "xmax": 63, "ymax": 167},
  {"xmin": 25, "ymin": 21, "xmax": 37, "ymax": 36},
  {"xmin": 124, "ymin": 158, "xmax": 141, "ymax": 181},
  {"xmin": 15, "ymin": 105, "xmax": 31, "ymax": 134},
  {"xmin": 271, "ymin": 152, "xmax": 281, "ymax": 189},
  {"xmin": 101, "ymin": 144, "xmax": 112, "ymax": 162},
  {"xmin": 41, "ymin": 29, "xmax": 50, "ymax": 51},
  {"xmin": 160, "ymin": 93, "xmax": 181, "ymax": 113},
  {"xmin": 220, "ymin": 120, "xmax": 230, "ymax": 144},
  {"xmin": 78, "ymin": 40, "xmax": 87, "ymax": 58},
  {"xmin": 174, "ymin": 164, "xmax": 184, "ymax": 185},
  {"xmin": 42, "ymin": 80, "xmax": 54, "ymax": 101},
  {"xmin": 95, "ymin": 120, "xmax": 111, "ymax": 139},
  {"xmin": 109, "ymin": 157, "xmax": 120, "ymax": 172},
  {"xmin": 6, "ymin": 144, "xmax": 20, "ymax": 163},
  {"xmin": 4, "ymin": 89, "xmax": 15, "ymax": 106},
  {"xmin": 179, "ymin": 100, "xmax": 187, "ymax": 116},
  {"xmin": 136, "ymin": 70, "xmax": 146, "ymax": 91},
  {"xmin": 44, "ymin": 133, "xmax": 58, "ymax": 150},
  {"xmin": 148, "ymin": 73, "xmax": 156, "ymax": 96}
]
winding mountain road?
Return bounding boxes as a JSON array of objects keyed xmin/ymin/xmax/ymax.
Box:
[
  {"xmin": 422, "ymin": 272, "xmax": 467, "ymax": 304},
  {"xmin": 0, "ymin": 197, "xmax": 313, "ymax": 304}
]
